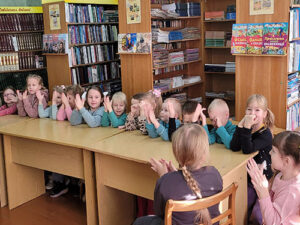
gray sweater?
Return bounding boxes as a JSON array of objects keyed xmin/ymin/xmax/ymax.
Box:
[{"xmin": 70, "ymin": 106, "xmax": 104, "ymax": 128}]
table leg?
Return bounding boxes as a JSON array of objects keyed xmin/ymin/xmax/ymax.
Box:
[{"xmin": 0, "ymin": 134, "xmax": 7, "ymax": 207}]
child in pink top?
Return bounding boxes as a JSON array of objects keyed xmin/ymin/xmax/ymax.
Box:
[
  {"xmin": 57, "ymin": 85, "xmax": 84, "ymax": 121},
  {"xmin": 0, "ymin": 86, "xmax": 18, "ymax": 116},
  {"xmin": 17, "ymin": 74, "xmax": 48, "ymax": 118},
  {"xmin": 247, "ymin": 131, "xmax": 300, "ymax": 225}
]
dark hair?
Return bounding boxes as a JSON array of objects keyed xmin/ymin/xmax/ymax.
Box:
[
  {"xmin": 66, "ymin": 85, "xmax": 84, "ymax": 96},
  {"xmin": 273, "ymin": 131, "xmax": 300, "ymax": 165},
  {"xmin": 84, "ymin": 86, "xmax": 103, "ymax": 109},
  {"xmin": 3, "ymin": 86, "xmax": 16, "ymax": 95},
  {"xmin": 132, "ymin": 93, "xmax": 145, "ymax": 101},
  {"xmin": 182, "ymin": 100, "xmax": 198, "ymax": 115}
]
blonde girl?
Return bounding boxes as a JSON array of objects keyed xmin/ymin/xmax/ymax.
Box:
[
  {"xmin": 0, "ymin": 86, "xmax": 18, "ymax": 116},
  {"xmin": 101, "ymin": 91, "xmax": 127, "ymax": 128},
  {"xmin": 57, "ymin": 85, "xmax": 84, "ymax": 121},
  {"xmin": 17, "ymin": 74, "xmax": 48, "ymax": 118},
  {"xmin": 230, "ymin": 94, "xmax": 274, "ymax": 224},
  {"xmin": 247, "ymin": 131, "xmax": 300, "ymax": 225},
  {"xmin": 37, "ymin": 85, "xmax": 64, "ymax": 119},
  {"xmin": 134, "ymin": 124, "xmax": 223, "ymax": 225}
]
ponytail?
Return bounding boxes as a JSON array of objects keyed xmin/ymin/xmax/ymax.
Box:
[
  {"xmin": 264, "ymin": 108, "xmax": 275, "ymax": 131},
  {"xmin": 181, "ymin": 166, "xmax": 212, "ymax": 225}
]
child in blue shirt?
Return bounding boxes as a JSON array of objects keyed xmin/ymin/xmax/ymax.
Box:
[
  {"xmin": 101, "ymin": 91, "xmax": 127, "ymax": 128},
  {"xmin": 146, "ymin": 98, "xmax": 181, "ymax": 141}
]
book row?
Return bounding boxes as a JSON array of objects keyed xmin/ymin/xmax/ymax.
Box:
[
  {"xmin": 152, "ymin": 27, "xmax": 200, "ymax": 43},
  {"xmin": 71, "ymin": 62, "xmax": 120, "ymax": 85},
  {"xmin": 151, "ymin": 20, "xmax": 183, "ymax": 29},
  {"xmin": 289, "ymin": 8, "xmax": 300, "ymax": 41},
  {"xmin": 231, "ymin": 22, "xmax": 288, "ymax": 55},
  {"xmin": 0, "ymin": 52, "xmax": 45, "ymax": 72},
  {"xmin": 287, "ymin": 72, "xmax": 300, "ymax": 106},
  {"xmin": 65, "ymin": 4, "xmax": 118, "ymax": 23},
  {"xmin": 288, "ymin": 41, "xmax": 300, "ymax": 73},
  {"xmin": 68, "ymin": 24, "xmax": 118, "ymax": 45},
  {"xmin": 70, "ymin": 44, "xmax": 117, "ymax": 66},
  {"xmin": 0, "ymin": 33, "xmax": 42, "ymax": 52},
  {"xmin": 153, "ymin": 64, "xmax": 184, "ymax": 75},
  {"xmin": 153, "ymin": 42, "xmax": 182, "ymax": 51},
  {"xmin": 205, "ymin": 31, "xmax": 232, "ymax": 47},
  {"xmin": 0, "ymin": 14, "xmax": 43, "ymax": 32},
  {"xmin": 287, "ymin": 101, "xmax": 300, "ymax": 131}
]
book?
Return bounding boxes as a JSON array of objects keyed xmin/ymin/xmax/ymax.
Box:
[
  {"xmin": 136, "ymin": 33, "xmax": 151, "ymax": 53},
  {"xmin": 246, "ymin": 23, "xmax": 263, "ymax": 54},
  {"xmin": 231, "ymin": 24, "xmax": 247, "ymax": 54},
  {"xmin": 118, "ymin": 33, "xmax": 137, "ymax": 53}
]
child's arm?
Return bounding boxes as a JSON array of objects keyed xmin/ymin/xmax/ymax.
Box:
[
  {"xmin": 16, "ymin": 90, "xmax": 26, "ymax": 116},
  {"xmin": 24, "ymin": 91, "xmax": 47, "ymax": 118},
  {"xmin": 70, "ymin": 110, "xmax": 83, "ymax": 125},
  {"xmin": 230, "ymin": 127, "xmax": 241, "ymax": 151},
  {"xmin": 51, "ymin": 105, "xmax": 58, "ymax": 120},
  {"xmin": 101, "ymin": 111, "xmax": 110, "ymax": 127},
  {"xmin": 216, "ymin": 121, "xmax": 237, "ymax": 149},
  {"xmin": 125, "ymin": 112, "xmax": 138, "ymax": 131},
  {"xmin": 203, "ymin": 125, "xmax": 217, "ymax": 144},
  {"xmin": 167, "ymin": 101, "xmax": 176, "ymax": 141},
  {"xmin": 38, "ymin": 105, "xmax": 50, "ymax": 118},
  {"xmin": 56, "ymin": 104, "xmax": 67, "ymax": 121},
  {"xmin": 138, "ymin": 116, "xmax": 147, "ymax": 134},
  {"xmin": 146, "ymin": 108, "xmax": 160, "ymax": 138},
  {"xmin": 65, "ymin": 105, "xmax": 73, "ymax": 121},
  {"xmin": 0, "ymin": 104, "xmax": 17, "ymax": 116},
  {"xmin": 108, "ymin": 112, "xmax": 127, "ymax": 127},
  {"xmin": 157, "ymin": 119, "xmax": 181, "ymax": 141},
  {"xmin": 81, "ymin": 107, "xmax": 104, "ymax": 128}
]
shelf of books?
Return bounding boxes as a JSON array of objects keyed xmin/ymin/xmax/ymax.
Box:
[
  {"xmin": 42, "ymin": 0, "xmax": 121, "ymax": 94},
  {"xmin": 119, "ymin": 0, "xmax": 203, "ymax": 104},
  {"xmin": 203, "ymin": 0, "xmax": 236, "ymax": 116},
  {"xmin": 0, "ymin": 7, "xmax": 48, "ymax": 92}
]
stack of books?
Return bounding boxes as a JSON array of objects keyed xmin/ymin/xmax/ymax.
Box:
[
  {"xmin": 0, "ymin": 33, "xmax": 42, "ymax": 52},
  {"xmin": 175, "ymin": 2, "xmax": 201, "ymax": 17},
  {"xmin": 205, "ymin": 31, "xmax": 225, "ymax": 47},
  {"xmin": 205, "ymin": 11, "xmax": 225, "ymax": 21},
  {"xmin": 287, "ymin": 72, "xmax": 300, "ymax": 105},
  {"xmin": 153, "ymin": 64, "xmax": 184, "ymax": 76},
  {"xmin": 153, "ymin": 49, "xmax": 169, "ymax": 68},
  {"xmin": 204, "ymin": 64, "xmax": 226, "ymax": 72},
  {"xmin": 152, "ymin": 28, "xmax": 169, "ymax": 43},
  {"xmin": 225, "ymin": 62, "xmax": 235, "ymax": 72},
  {"xmin": 179, "ymin": 27, "xmax": 201, "ymax": 39},
  {"xmin": 289, "ymin": 41, "xmax": 300, "ymax": 73},
  {"xmin": 183, "ymin": 76, "xmax": 201, "ymax": 84},
  {"xmin": 151, "ymin": 8, "xmax": 179, "ymax": 18},
  {"xmin": 184, "ymin": 48, "xmax": 199, "ymax": 62},
  {"xmin": 169, "ymin": 31, "xmax": 183, "ymax": 41},
  {"xmin": 169, "ymin": 51, "xmax": 184, "ymax": 64}
]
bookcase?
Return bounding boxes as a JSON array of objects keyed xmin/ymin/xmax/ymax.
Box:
[
  {"xmin": 0, "ymin": 6, "xmax": 48, "ymax": 93},
  {"xmin": 42, "ymin": 0, "xmax": 120, "ymax": 94},
  {"xmin": 202, "ymin": 0, "xmax": 236, "ymax": 116},
  {"xmin": 119, "ymin": 0, "xmax": 203, "ymax": 105},
  {"xmin": 235, "ymin": 0, "xmax": 289, "ymax": 129}
]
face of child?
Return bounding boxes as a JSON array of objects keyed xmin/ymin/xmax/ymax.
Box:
[
  {"xmin": 183, "ymin": 113, "xmax": 194, "ymax": 123},
  {"xmin": 270, "ymin": 146, "xmax": 284, "ymax": 171},
  {"xmin": 113, "ymin": 100, "xmax": 126, "ymax": 116},
  {"xmin": 67, "ymin": 92, "xmax": 75, "ymax": 109},
  {"xmin": 27, "ymin": 78, "xmax": 41, "ymax": 95},
  {"xmin": 55, "ymin": 92, "xmax": 62, "ymax": 105},
  {"xmin": 159, "ymin": 102, "xmax": 170, "ymax": 122},
  {"xmin": 3, "ymin": 89, "xmax": 16, "ymax": 104},
  {"xmin": 209, "ymin": 108, "xmax": 228, "ymax": 128},
  {"xmin": 245, "ymin": 101, "xmax": 267, "ymax": 126},
  {"xmin": 87, "ymin": 89, "xmax": 102, "ymax": 110}
]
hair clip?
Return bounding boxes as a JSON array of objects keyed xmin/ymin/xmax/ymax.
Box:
[
  {"xmin": 61, "ymin": 85, "xmax": 65, "ymax": 90},
  {"xmin": 152, "ymin": 89, "xmax": 161, "ymax": 97}
]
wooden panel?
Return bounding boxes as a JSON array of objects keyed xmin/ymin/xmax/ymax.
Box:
[
  {"xmin": 4, "ymin": 135, "xmax": 45, "ymax": 210},
  {"xmin": 11, "ymin": 137, "xmax": 84, "ymax": 179},
  {"xmin": 0, "ymin": 135, "xmax": 7, "ymax": 207},
  {"xmin": 46, "ymin": 55, "xmax": 71, "ymax": 93},
  {"xmin": 43, "ymin": 2, "xmax": 68, "ymax": 34},
  {"xmin": 235, "ymin": 0, "xmax": 289, "ymax": 128}
]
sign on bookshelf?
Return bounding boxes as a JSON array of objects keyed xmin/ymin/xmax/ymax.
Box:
[
  {"xmin": 126, "ymin": 0, "xmax": 141, "ymax": 24},
  {"xmin": 42, "ymin": 0, "xmax": 118, "ymax": 5},
  {"xmin": 43, "ymin": 34, "xmax": 68, "ymax": 54},
  {"xmin": 118, "ymin": 33, "xmax": 151, "ymax": 54},
  {"xmin": 249, "ymin": 0, "xmax": 274, "ymax": 15},
  {"xmin": 0, "ymin": 7, "xmax": 43, "ymax": 14}
]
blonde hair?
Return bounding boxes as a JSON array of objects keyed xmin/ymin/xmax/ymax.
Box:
[
  {"xmin": 26, "ymin": 74, "xmax": 45, "ymax": 89},
  {"xmin": 112, "ymin": 91, "xmax": 127, "ymax": 106},
  {"xmin": 141, "ymin": 91, "xmax": 163, "ymax": 117},
  {"xmin": 247, "ymin": 94, "xmax": 275, "ymax": 130},
  {"xmin": 172, "ymin": 124, "xmax": 211, "ymax": 225},
  {"xmin": 165, "ymin": 98, "xmax": 182, "ymax": 119},
  {"xmin": 207, "ymin": 98, "xmax": 229, "ymax": 114},
  {"xmin": 66, "ymin": 85, "xmax": 84, "ymax": 96}
]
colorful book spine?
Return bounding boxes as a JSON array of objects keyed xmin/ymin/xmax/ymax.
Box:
[
  {"xmin": 246, "ymin": 23, "xmax": 263, "ymax": 54},
  {"xmin": 231, "ymin": 24, "xmax": 247, "ymax": 54}
]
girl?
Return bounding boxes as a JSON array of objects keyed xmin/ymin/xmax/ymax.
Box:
[
  {"xmin": 37, "ymin": 85, "xmax": 64, "ymax": 119},
  {"xmin": 146, "ymin": 98, "xmax": 181, "ymax": 141},
  {"xmin": 17, "ymin": 74, "xmax": 48, "ymax": 118},
  {"xmin": 101, "ymin": 91, "xmax": 127, "ymax": 128},
  {"xmin": 70, "ymin": 85, "xmax": 104, "ymax": 127},
  {"xmin": 57, "ymin": 85, "xmax": 84, "ymax": 121},
  {"xmin": 133, "ymin": 124, "xmax": 223, "ymax": 225},
  {"xmin": 230, "ymin": 94, "xmax": 274, "ymax": 224},
  {"xmin": 247, "ymin": 131, "xmax": 300, "ymax": 225},
  {"xmin": 124, "ymin": 93, "xmax": 145, "ymax": 131},
  {"xmin": 0, "ymin": 86, "xmax": 18, "ymax": 116}
]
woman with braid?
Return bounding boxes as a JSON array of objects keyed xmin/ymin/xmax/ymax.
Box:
[{"xmin": 133, "ymin": 124, "xmax": 223, "ymax": 225}]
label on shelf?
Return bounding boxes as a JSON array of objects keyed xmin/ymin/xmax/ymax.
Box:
[
  {"xmin": 0, "ymin": 7, "xmax": 43, "ymax": 14},
  {"xmin": 42, "ymin": 0, "xmax": 118, "ymax": 5}
]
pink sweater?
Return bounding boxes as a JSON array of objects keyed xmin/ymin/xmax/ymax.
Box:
[
  {"xmin": 259, "ymin": 172, "xmax": 300, "ymax": 225},
  {"xmin": 0, "ymin": 104, "xmax": 17, "ymax": 116},
  {"xmin": 56, "ymin": 105, "xmax": 73, "ymax": 121},
  {"xmin": 17, "ymin": 89, "xmax": 49, "ymax": 118}
]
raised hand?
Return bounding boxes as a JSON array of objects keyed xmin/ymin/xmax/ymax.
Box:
[
  {"xmin": 238, "ymin": 116, "xmax": 246, "ymax": 128},
  {"xmin": 215, "ymin": 117, "xmax": 222, "ymax": 128},
  {"xmin": 104, "ymin": 96, "xmax": 112, "ymax": 112},
  {"xmin": 36, "ymin": 90, "xmax": 44, "ymax": 104},
  {"xmin": 149, "ymin": 158, "xmax": 168, "ymax": 177},
  {"xmin": 52, "ymin": 90, "xmax": 58, "ymax": 105},
  {"xmin": 244, "ymin": 114, "xmax": 257, "ymax": 129},
  {"xmin": 61, "ymin": 93, "xmax": 69, "ymax": 106},
  {"xmin": 22, "ymin": 90, "xmax": 28, "ymax": 100},
  {"xmin": 75, "ymin": 94, "xmax": 85, "ymax": 110},
  {"xmin": 167, "ymin": 101, "xmax": 175, "ymax": 118}
]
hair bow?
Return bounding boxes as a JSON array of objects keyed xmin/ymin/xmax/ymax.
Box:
[{"xmin": 152, "ymin": 89, "xmax": 161, "ymax": 97}]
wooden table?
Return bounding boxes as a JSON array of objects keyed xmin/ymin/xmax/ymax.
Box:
[
  {"xmin": 0, "ymin": 115, "xmax": 33, "ymax": 208},
  {"xmin": 87, "ymin": 131, "xmax": 256, "ymax": 225},
  {"xmin": 0, "ymin": 118, "xmax": 123, "ymax": 225}
]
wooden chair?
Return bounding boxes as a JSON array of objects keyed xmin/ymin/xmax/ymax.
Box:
[{"xmin": 164, "ymin": 183, "xmax": 238, "ymax": 225}]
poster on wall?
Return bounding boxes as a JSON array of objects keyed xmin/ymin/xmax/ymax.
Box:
[
  {"xmin": 49, "ymin": 4, "xmax": 61, "ymax": 30},
  {"xmin": 126, "ymin": 0, "xmax": 141, "ymax": 24},
  {"xmin": 250, "ymin": 0, "xmax": 274, "ymax": 15},
  {"xmin": 43, "ymin": 34, "xmax": 68, "ymax": 54}
]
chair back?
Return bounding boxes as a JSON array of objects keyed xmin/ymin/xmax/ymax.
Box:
[{"xmin": 164, "ymin": 183, "xmax": 238, "ymax": 225}]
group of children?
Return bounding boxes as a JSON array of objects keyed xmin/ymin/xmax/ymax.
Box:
[{"xmin": 0, "ymin": 73, "xmax": 299, "ymax": 224}]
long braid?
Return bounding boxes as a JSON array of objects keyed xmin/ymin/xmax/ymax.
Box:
[{"xmin": 181, "ymin": 166, "xmax": 212, "ymax": 225}]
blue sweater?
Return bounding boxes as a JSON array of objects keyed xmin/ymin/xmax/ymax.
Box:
[
  {"xmin": 203, "ymin": 120, "xmax": 236, "ymax": 149},
  {"xmin": 101, "ymin": 111, "xmax": 127, "ymax": 128},
  {"xmin": 38, "ymin": 104, "xmax": 58, "ymax": 120},
  {"xmin": 70, "ymin": 106, "xmax": 104, "ymax": 128},
  {"xmin": 146, "ymin": 119, "xmax": 181, "ymax": 141}
]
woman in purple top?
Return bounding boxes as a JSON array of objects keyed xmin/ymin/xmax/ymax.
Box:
[{"xmin": 133, "ymin": 124, "xmax": 223, "ymax": 225}]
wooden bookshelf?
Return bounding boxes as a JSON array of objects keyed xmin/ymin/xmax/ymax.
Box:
[
  {"xmin": 205, "ymin": 71, "xmax": 235, "ymax": 75},
  {"xmin": 151, "ymin": 16, "xmax": 201, "ymax": 20},
  {"xmin": 287, "ymin": 98, "xmax": 300, "ymax": 108},
  {"xmin": 204, "ymin": 19, "xmax": 236, "ymax": 23},
  {"xmin": 0, "ymin": 30, "xmax": 44, "ymax": 34},
  {"xmin": 0, "ymin": 68, "xmax": 46, "ymax": 74},
  {"xmin": 153, "ymin": 37, "xmax": 201, "ymax": 44},
  {"xmin": 206, "ymin": 96, "xmax": 235, "ymax": 101},
  {"xmin": 160, "ymin": 81, "xmax": 203, "ymax": 94},
  {"xmin": 153, "ymin": 69, "xmax": 188, "ymax": 81},
  {"xmin": 153, "ymin": 59, "xmax": 201, "ymax": 69},
  {"xmin": 205, "ymin": 46, "xmax": 231, "ymax": 49},
  {"xmin": 0, "ymin": 49, "xmax": 43, "ymax": 53}
]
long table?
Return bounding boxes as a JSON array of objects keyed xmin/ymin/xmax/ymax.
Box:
[
  {"xmin": 0, "ymin": 117, "xmax": 124, "ymax": 225},
  {"xmin": 87, "ymin": 131, "xmax": 256, "ymax": 225}
]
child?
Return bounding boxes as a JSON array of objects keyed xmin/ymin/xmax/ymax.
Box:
[
  {"xmin": 37, "ymin": 85, "xmax": 64, "ymax": 119},
  {"xmin": 0, "ymin": 86, "xmax": 18, "ymax": 116},
  {"xmin": 17, "ymin": 74, "xmax": 48, "ymax": 118},
  {"xmin": 133, "ymin": 124, "xmax": 223, "ymax": 225},
  {"xmin": 57, "ymin": 85, "xmax": 84, "ymax": 121},
  {"xmin": 146, "ymin": 98, "xmax": 181, "ymax": 141},
  {"xmin": 247, "ymin": 131, "xmax": 300, "ymax": 225},
  {"xmin": 70, "ymin": 85, "xmax": 104, "ymax": 127},
  {"xmin": 101, "ymin": 91, "xmax": 127, "ymax": 128},
  {"xmin": 230, "ymin": 94, "xmax": 274, "ymax": 224},
  {"xmin": 124, "ymin": 93, "xmax": 145, "ymax": 131}
]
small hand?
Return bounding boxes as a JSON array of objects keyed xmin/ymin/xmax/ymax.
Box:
[
  {"xmin": 22, "ymin": 90, "xmax": 28, "ymax": 100},
  {"xmin": 12, "ymin": 94, "xmax": 18, "ymax": 103},
  {"xmin": 149, "ymin": 158, "xmax": 168, "ymax": 177},
  {"xmin": 130, "ymin": 104, "xmax": 139, "ymax": 117},
  {"xmin": 36, "ymin": 90, "xmax": 44, "ymax": 104},
  {"xmin": 104, "ymin": 96, "xmax": 112, "ymax": 112},
  {"xmin": 159, "ymin": 159, "xmax": 177, "ymax": 172},
  {"xmin": 52, "ymin": 91, "xmax": 58, "ymax": 105},
  {"xmin": 118, "ymin": 125, "xmax": 125, "ymax": 129},
  {"xmin": 61, "ymin": 93, "xmax": 69, "ymax": 106},
  {"xmin": 16, "ymin": 90, "xmax": 23, "ymax": 101},
  {"xmin": 238, "ymin": 117, "xmax": 246, "ymax": 128},
  {"xmin": 167, "ymin": 101, "xmax": 175, "ymax": 118},
  {"xmin": 75, "ymin": 94, "xmax": 85, "ymax": 110},
  {"xmin": 244, "ymin": 115, "xmax": 257, "ymax": 128},
  {"xmin": 215, "ymin": 117, "xmax": 222, "ymax": 128},
  {"xmin": 192, "ymin": 104, "xmax": 202, "ymax": 123}
]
